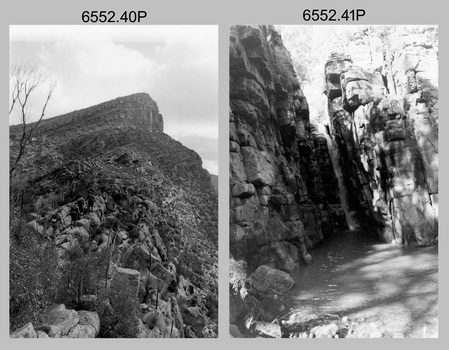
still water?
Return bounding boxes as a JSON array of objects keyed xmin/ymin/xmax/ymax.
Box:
[{"xmin": 289, "ymin": 230, "xmax": 438, "ymax": 337}]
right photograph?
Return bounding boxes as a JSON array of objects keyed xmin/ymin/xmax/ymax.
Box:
[{"xmin": 229, "ymin": 25, "xmax": 438, "ymax": 338}]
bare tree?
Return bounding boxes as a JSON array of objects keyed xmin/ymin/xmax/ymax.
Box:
[{"xmin": 9, "ymin": 62, "xmax": 56, "ymax": 180}]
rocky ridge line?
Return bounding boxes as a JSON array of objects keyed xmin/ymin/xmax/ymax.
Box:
[{"xmin": 10, "ymin": 92, "xmax": 218, "ymax": 338}]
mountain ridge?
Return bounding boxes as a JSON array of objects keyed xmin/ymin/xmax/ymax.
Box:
[
  {"xmin": 10, "ymin": 92, "xmax": 164, "ymax": 134},
  {"xmin": 10, "ymin": 92, "xmax": 218, "ymax": 338}
]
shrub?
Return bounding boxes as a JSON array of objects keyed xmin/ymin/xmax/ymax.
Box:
[
  {"xmin": 97, "ymin": 275, "xmax": 140, "ymax": 338},
  {"xmin": 56, "ymin": 246, "xmax": 109, "ymax": 309},
  {"xmin": 9, "ymin": 227, "xmax": 59, "ymax": 331}
]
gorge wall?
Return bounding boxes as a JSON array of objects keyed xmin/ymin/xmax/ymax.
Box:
[
  {"xmin": 229, "ymin": 25, "xmax": 438, "ymax": 329},
  {"xmin": 324, "ymin": 27, "xmax": 438, "ymax": 246},
  {"xmin": 229, "ymin": 25, "xmax": 342, "ymax": 275}
]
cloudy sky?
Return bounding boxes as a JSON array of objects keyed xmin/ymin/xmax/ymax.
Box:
[{"xmin": 9, "ymin": 25, "xmax": 218, "ymax": 174}]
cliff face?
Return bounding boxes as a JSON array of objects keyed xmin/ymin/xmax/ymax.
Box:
[
  {"xmin": 10, "ymin": 93, "xmax": 218, "ymax": 338},
  {"xmin": 229, "ymin": 25, "xmax": 341, "ymax": 273},
  {"xmin": 324, "ymin": 27, "xmax": 438, "ymax": 246}
]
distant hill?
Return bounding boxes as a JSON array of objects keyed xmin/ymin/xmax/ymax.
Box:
[{"xmin": 210, "ymin": 174, "xmax": 218, "ymax": 193}]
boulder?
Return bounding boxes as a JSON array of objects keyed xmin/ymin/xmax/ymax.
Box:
[
  {"xmin": 66, "ymin": 324, "xmax": 96, "ymax": 338},
  {"xmin": 252, "ymin": 321, "xmax": 281, "ymax": 338},
  {"xmin": 248, "ymin": 265, "xmax": 295, "ymax": 294},
  {"xmin": 310, "ymin": 323, "xmax": 339, "ymax": 338},
  {"xmin": 181, "ymin": 306, "xmax": 207, "ymax": 338},
  {"xmin": 10, "ymin": 322, "xmax": 37, "ymax": 338},
  {"xmin": 259, "ymin": 241, "xmax": 300, "ymax": 272},
  {"xmin": 37, "ymin": 330, "xmax": 49, "ymax": 338},
  {"xmin": 77, "ymin": 310, "xmax": 100, "ymax": 336},
  {"xmin": 230, "ymin": 141, "xmax": 240, "ymax": 153},
  {"xmin": 123, "ymin": 243, "xmax": 161, "ymax": 270},
  {"xmin": 232, "ymin": 183, "xmax": 256, "ymax": 198},
  {"xmin": 38, "ymin": 303, "xmax": 79, "ymax": 336},
  {"xmin": 37, "ymin": 324, "xmax": 61, "ymax": 338},
  {"xmin": 230, "ymin": 324, "xmax": 244, "ymax": 338},
  {"xmin": 150, "ymin": 263, "xmax": 176, "ymax": 292},
  {"xmin": 75, "ymin": 218, "xmax": 91, "ymax": 231},
  {"xmin": 137, "ymin": 318, "xmax": 153, "ymax": 338},
  {"xmin": 142, "ymin": 272, "xmax": 167, "ymax": 298}
]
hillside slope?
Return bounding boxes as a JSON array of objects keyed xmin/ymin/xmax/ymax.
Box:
[{"xmin": 9, "ymin": 93, "xmax": 218, "ymax": 338}]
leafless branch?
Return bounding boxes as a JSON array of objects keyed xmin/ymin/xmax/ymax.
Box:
[{"xmin": 9, "ymin": 62, "xmax": 56, "ymax": 180}]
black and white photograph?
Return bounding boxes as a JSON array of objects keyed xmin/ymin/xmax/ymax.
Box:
[
  {"xmin": 229, "ymin": 25, "xmax": 438, "ymax": 338},
  {"xmin": 9, "ymin": 25, "xmax": 218, "ymax": 338}
]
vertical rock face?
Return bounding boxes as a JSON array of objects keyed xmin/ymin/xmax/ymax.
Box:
[
  {"xmin": 325, "ymin": 27, "xmax": 438, "ymax": 246},
  {"xmin": 230, "ymin": 25, "xmax": 341, "ymax": 272}
]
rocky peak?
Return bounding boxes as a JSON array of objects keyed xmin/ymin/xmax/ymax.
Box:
[{"xmin": 12, "ymin": 92, "xmax": 164, "ymax": 137}]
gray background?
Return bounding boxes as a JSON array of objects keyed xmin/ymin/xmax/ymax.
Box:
[{"xmin": 1, "ymin": 0, "xmax": 446, "ymax": 348}]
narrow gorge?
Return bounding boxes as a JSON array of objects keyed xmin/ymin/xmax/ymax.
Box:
[{"xmin": 229, "ymin": 25, "xmax": 438, "ymax": 338}]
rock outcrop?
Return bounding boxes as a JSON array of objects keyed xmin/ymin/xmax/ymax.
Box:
[
  {"xmin": 10, "ymin": 93, "xmax": 217, "ymax": 337},
  {"xmin": 230, "ymin": 25, "xmax": 341, "ymax": 273},
  {"xmin": 324, "ymin": 26, "xmax": 438, "ymax": 246}
]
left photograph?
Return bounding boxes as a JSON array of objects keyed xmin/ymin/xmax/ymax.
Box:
[{"xmin": 9, "ymin": 25, "xmax": 218, "ymax": 338}]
